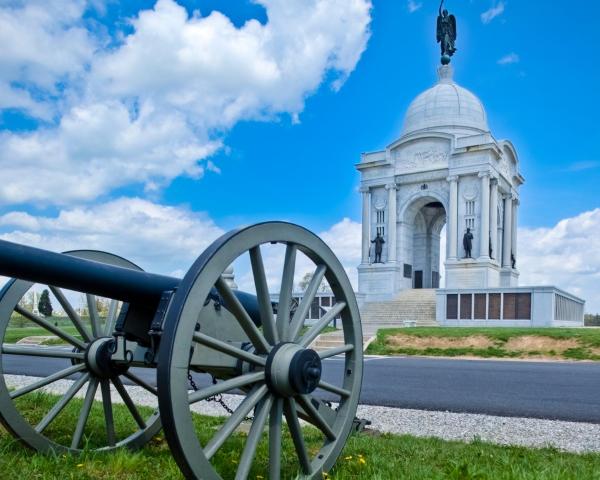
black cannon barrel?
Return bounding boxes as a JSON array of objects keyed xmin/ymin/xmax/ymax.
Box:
[
  {"xmin": 0, "ymin": 239, "xmax": 263, "ymax": 325},
  {"xmin": 0, "ymin": 238, "xmax": 181, "ymax": 305}
]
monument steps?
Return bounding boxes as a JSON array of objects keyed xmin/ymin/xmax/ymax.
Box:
[{"xmin": 311, "ymin": 289, "xmax": 438, "ymax": 352}]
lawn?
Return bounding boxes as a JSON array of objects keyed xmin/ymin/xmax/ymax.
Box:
[
  {"xmin": 4, "ymin": 325, "xmax": 82, "ymax": 344},
  {"xmin": 1, "ymin": 391, "xmax": 599, "ymax": 479},
  {"xmin": 366, "ymin": 327, "xmax": 600, "ymax": 361}
]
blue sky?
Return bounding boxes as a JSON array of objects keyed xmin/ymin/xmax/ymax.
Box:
[{"xmin": 0, "ymin": 0, "xmax": 598, "ymax": 310}]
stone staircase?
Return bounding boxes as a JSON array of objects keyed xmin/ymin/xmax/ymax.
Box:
[
  {"xmin": 361, "ymin": 289, "xmax": 439, "ymax": 336},
  {"xmin": 312, "ymin": 289, "xmax": 439, "ymax": 352}
]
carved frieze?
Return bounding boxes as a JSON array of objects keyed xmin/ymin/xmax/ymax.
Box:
[{"xmin": 393, "ymin": 138, "xmax": 450, "ymax": 173}]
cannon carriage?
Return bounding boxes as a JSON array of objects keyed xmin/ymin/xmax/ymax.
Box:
[{"xmin": 0, "ymin": 222, "xmax": 363, "ymax": 479}]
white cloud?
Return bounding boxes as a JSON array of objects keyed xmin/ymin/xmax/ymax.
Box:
[
  {"xmin": 497, "ymin": 52, "xmax": 519, "ymax": 65},
  {"xmin": 0, "ymin": 0, "xmax": 97, "ymax": 119},
  {"xmin": 0, "ymin": 0, "xmax": 372, "ymax": 205},
  {"xmin": 518, "ymin": 209, "xmax": 600, "ymax": 313},
  {"xmin": 481, "ymin": 1, "xmax": 505, "ymax": 24},
  {"xmin": 407, "ymin": 1, "xmax": 422, "ymax": 13},
  {"xmin": 319, "ymin": 217, "xmax": 362, "ymax": 288},
  {"xmin": 0, "ymin": 197, "xmax": 224, "ymax": 276},
  {"xmin": 565, "ymin": 161, "xmax": 600, "ymax": 172}
]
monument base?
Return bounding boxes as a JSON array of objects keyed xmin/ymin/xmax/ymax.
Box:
[
  {"xmin": 500, "ymin": 268, "xmax": 520, "ymax": 287},
  {"xmin": 357, "ymin": 262, "xmax": 406, "ymax": 304},
  {"xmin": 444, "ymin": 258, "xmax": 505, "ymax": 289}
]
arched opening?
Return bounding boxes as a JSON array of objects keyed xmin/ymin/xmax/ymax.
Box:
[{"xmin": 402, "ymin": 197, "xmax": 447, "ymax": 289}]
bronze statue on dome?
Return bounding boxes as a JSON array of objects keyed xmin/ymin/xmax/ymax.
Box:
[{"xmin": 437, "ymin": 0, "xmax": 457, "ymax": 65}]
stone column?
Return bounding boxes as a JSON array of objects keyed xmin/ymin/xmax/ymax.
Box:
[
  {"xmin": 447, "ymin": 176, "xmax": 459, "ymax": 259},
  {"xmin": 489, "ymin": 178, "xmax": 498, "ymax": 261},
  {"xmin": 511, "ymin": 198, "xmax": 519, "ymax": 268},
  {"xmin": 360, "ymin": 187, "xmax": 370, "ymax": 264},
  {"xmin": 386, "ymin": 183, "xmax": 397, "ymax": 262},
  {"xmin": 478, "ymin": 172, "xmax": 490, "ymax": 260},
  {"xmin": 502, "ymin": 194, "xmax": 513, "ymax": 268}
]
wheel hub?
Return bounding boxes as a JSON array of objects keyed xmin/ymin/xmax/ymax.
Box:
[
  {"xmin": 85, "ymin": 337, "xmax": 127, "ymax": 379},
  {"xmin": 265, "ymin": 343, "xmax": 322, "ymax": 397}
]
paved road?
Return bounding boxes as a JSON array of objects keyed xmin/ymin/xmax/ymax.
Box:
[{"xmin": 3, "ymin": 353, "xmax": 600, "ymax": 423}]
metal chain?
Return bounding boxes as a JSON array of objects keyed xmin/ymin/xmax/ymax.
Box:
[{"xmin": 188, "ymin": 372, "xmax": 253, "ymax": 420}]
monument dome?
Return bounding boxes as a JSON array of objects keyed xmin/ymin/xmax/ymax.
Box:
[{"xmin": 402, "ymin": 65, "xmax": 488, "ymax": 137}]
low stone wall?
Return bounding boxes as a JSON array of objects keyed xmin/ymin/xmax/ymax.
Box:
[{"xmin": 436, "ymin": 286, "xmax": 585, "ymax": 327}]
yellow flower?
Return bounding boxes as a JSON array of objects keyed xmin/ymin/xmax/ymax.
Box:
[
  {"xmin": 344, "ymin": 455, "xmax": 353, "ymax": 461},
  {"xmin": 76, "ymin": 464, "xmax": 84, "ymax": 468},
  {"xmin": 358, "ymin": 457, "xmax": 366, "ymax": 465}
]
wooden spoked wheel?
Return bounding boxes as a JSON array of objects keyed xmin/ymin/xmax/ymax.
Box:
[
  {"xmin": 0, "ymin": 251, "xmax": 161, "ymax": 453},
  {"xmin": 158, "ymin": 222, "xmax": 363, "ymax": 479}
]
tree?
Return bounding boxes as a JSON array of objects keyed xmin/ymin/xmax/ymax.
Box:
[
  {"xmin": 38, "ymin": 289, "xmax": 53, "ymax": 318},
  {"xmin": 584, "ymin": 313, "xmax": 600, "ymax": 326},
  {"xmin": 298, "ymin": 272, "xmax": 313, "ymax": 292},
  {"xmin": 297, "ymin": 272, "xmax": 331, "ymax": 293}
]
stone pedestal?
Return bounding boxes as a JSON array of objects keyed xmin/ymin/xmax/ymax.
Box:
[
  {"xmin": 357, "ymin": 263, "xmax": 404, "ymax": 303},
  {"xmin": 500, "ymin": 268, "xmax": 519, "ymax": 287},
  {"xmin": 445, "ymin": 258, "xmax": 501, "ymax": 289}
]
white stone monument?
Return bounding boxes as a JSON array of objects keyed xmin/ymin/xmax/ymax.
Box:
[{"xmin": 357, "ymin": 64, "xmax": 524, "ymax": 303}]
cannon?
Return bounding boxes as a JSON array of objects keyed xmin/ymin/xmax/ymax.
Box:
[{"xmin": 0, "ymin": 222, "xmax": 363, "ymax": 479}]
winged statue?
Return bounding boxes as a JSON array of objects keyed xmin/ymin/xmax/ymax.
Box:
[{"xmin": 436, "ymin": 0, "xmax": 457, "ymax": 64}]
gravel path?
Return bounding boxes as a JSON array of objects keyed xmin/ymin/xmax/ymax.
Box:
[{"xmin": 5, "ymin": 374, "xmax": 600, "ymax": 454}]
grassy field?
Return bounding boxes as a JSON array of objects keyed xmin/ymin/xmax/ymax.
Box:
[
  {"xmin": 4, "ymin": 325, "xmax": 82, "ymax": 344},
  {"xmin": 366, "ymin": 327, "xmax": 600, "ymax": 361},
  {"xmin": 1, "ymin": 392, "xmax": 600, "ymax": 479}
]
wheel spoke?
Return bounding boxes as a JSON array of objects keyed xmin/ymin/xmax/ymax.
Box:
[
  {"xmin": 215, "ymin": 277, "xmax": 271, "ymax": 354},
  {"xmin": 249, "ymin": 246, "xmax": 278, "ymax": 345},
  {"xmin": 10, "ymin": 364, "xmax": 86, "ymax": 399},
  {"xmin": 14, "ymin": 305, "xmax": 86, "ymax": 349},
  {"xmin": 112, "ymin": 376, "xmax": 146, "ymax": 429},
  {"xmin": 318, "ymin": 380, "xmax": 351, "ymax": 398},
  {"xmin": 86, "ymin": 294, "xmax": 101, "ymax": 338},
  {"xmin": 319, "ymin": 343, "xmax": 354, "ymax": 359},
  {"xmin": 71, "ymin": 378, "xmax": 99, "ymax": 449},
  {"xmin": 299, "ymin": 301, "xmax": 346, "ymax": 347},
  {"xmin": 189, "ymin": 371, "xmax": 265, "ymax": 404},
  {"xmin": 122, "ymin": 371, "xmax": 158, "ymax": 396},
  {"xmin": 277, "ymin": 244, "xmax": 296, "ymax": 342},
  {"xmin": 283, "ymin": 397, "xmax": 312, "ymax": 475},
  {"xmin": 288, "ymin": 265, "xmax": 327, "ymax": 341},
  {"xmin": 296, "ymin": 395, "xmax": 336, "ymax": 441},
  {"xmin": 296, "ymin": 396, "xmax": 338, "ymax": 429},
  {"xmin": 49, "ymin": 286, "xmax": 92, "ymax": 342},
  {"xmin": 36, "ymin": 373, "xmax": 90, "ymax": 433},
  {"xmin": 235, "ymin": 395, "xmax": 273, "ymax": 480},
  {"xmin": 204, "ymin": 384, "xmax": 268, "ymax": 460},
  {"xmin": 2, "ymin": 344, "xmax": 84, "ymax": 360},
  {"xmin": 193, "ymin": 332, "xmax": 266, "ymax": 367},
  {"xmin": 269, "ymin": 397, "xmax": 283, "ymax": 480},
  {"xmin": 100, "ymin": 380, "xmax": 116, "ymax": 447},
  {"xmin": 104, "ymin": 300, "xmax": 119, "ymax": 336}
]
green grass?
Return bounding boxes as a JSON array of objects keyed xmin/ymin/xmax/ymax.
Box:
[
  {"xmin": 1, "ymin": 392, "xmax": 600, "ymax": 479},
  {"xmin": 3, "ymin": 325, "xmax": 82, "ymax": 344},
  {"xmin": 366, "ymin": 327, "xmax": 600, "ymax": 361}
]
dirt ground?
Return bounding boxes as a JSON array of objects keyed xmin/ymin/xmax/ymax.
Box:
[
  {"xmin": 387, "ymin": 334, "xmax": 495, "ymax": 349},
  {"xmin": 386, "ymin": 333, "xmax": 586, "ymax": 358}
]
